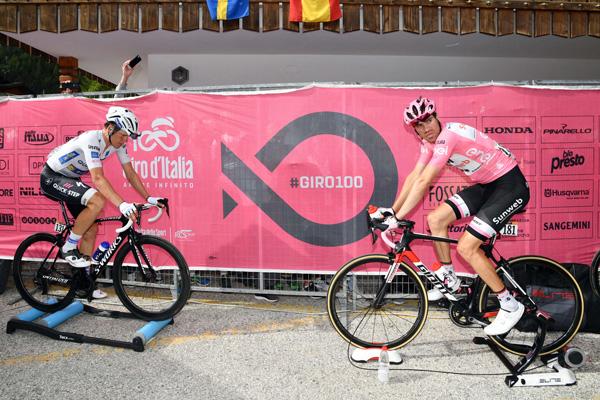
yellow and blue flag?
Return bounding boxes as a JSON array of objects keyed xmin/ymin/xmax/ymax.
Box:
[{"xmin": 206, "ymin": 0, "xmax": 249, "ymax": 20}]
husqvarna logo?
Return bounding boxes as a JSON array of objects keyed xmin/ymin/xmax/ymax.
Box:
[{"xmin": 135, "ymin": 117, "xmax": 180, "ymax": 152}]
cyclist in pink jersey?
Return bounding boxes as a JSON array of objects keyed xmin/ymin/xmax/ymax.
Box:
[{"xmin": 372, "ymin": 97, "xmax": 530, "ymax": 336}]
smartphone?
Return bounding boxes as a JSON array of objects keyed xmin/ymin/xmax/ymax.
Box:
[{"xmin": 128, "ymin": 55, "xmax": 142, "ymax": 69}]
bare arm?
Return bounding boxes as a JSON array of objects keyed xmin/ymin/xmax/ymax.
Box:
[
  {"xmin": 122, "ymin": 162, "xmax": 151, "ymax": 201},
  {"xmin": 394, "ymin": 164, "xmax": 442, "ymax": 220},
  {"xmin": 391, "ymin": 162, "xmax": 426, "ymax": 213},
  {"xmin": 89, "ymin": 167, "xmax": 125, "ymax": 208}
]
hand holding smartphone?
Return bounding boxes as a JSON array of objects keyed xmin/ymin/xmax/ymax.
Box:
[{"xmin": 128, "ymin": 55, "xmax": 142, "ymax": 69}]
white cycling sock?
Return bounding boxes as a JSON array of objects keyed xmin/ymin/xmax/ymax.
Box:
[
  {"xmin": 62, "ymin": 232, "xmax": 82, "ymax": 252},
  {"xmin": 497, "ymin": 289, "xmax": 519, "ymax": 312}
]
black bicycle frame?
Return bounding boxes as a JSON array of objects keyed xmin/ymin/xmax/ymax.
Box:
[{"xmin": 51, "ymin": 202, "xmax": 155, "ymax": 286}]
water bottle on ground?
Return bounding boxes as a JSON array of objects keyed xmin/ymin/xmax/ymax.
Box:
[{"xmin": 378, "ymin": 346, "xmax": 390, "ymax": 384}]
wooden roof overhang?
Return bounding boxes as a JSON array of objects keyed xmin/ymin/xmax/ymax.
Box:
[{"xmin": 0, "ymin": 0, "xmax": 599, "ymax": 37}]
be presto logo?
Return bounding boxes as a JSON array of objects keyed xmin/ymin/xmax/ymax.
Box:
[{"xmin": 130, "ymin": 117, "xmax": 193, "ymax": 181}]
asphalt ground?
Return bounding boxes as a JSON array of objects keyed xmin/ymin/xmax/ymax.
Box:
[{"xmin": 1, "ymin": 288, "xmax": 600, "ymax": 400}]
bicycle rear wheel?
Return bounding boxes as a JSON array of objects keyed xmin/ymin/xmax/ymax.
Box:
[
  {"xmin": 588, "ymin": 249, "xmax": 600, "ymax": 297},
  {"xmin": 112, "ymin": 235, "xmax": 191, "ymax": 321},
  {"xmin": 327, "ymin": 254, "xmax": 428, "ymax": 350},
  {"xmin": 477, "ymin": 256, "xmax": 584, "ymax": 355},
  {"xmin": 12, "ymin": 233, "xmax": 77, "ymax": 312}
]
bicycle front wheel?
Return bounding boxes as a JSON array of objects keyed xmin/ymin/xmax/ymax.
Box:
[
  {"xmin": 112, "ymin": 235, "xmax": 191, "ymax": 321},
  {"xmin": 327, "ymin": 254, "xmax": 428, "ymax": 350},
  {"xmin": 13, "ymin": 233, "xmax": 77, "ymax": 312},
  {"xmin": 477, "ymin": 256, "xmax": 584, "ymax": 355}
]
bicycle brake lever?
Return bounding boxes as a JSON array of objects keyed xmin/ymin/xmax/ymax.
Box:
[
  {"xmin": 158, "ymin": 198, "xmax": 170, "ymax": 217},
  {"xmin": 135, "ymin": 204, "xmax": 143, "ymax": 226},
  {"xmin": 365, "ymin": 209, "xmax": 378, "ymax": 244}
]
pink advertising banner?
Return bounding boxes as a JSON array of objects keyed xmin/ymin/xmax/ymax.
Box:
[{"xmin": 0, "ymin": 85, "xmax": 599, "ymax": 274}]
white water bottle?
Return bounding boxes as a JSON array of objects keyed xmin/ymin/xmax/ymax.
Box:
[
  {"xmin": 378, "ymin": 346, "xmax": 390, "ymax": 384},
  {"xmin": 91, "ymin": 241, "xmax": 110, "ymax": 265}
]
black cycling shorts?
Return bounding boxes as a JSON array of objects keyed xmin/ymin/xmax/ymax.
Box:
[
  {"xmin": 40, "ymin": 165, "xmax": 97, "ymax": 217},
  {"xmin": 444, "ymin": 166, "xmax": 530, "ymax": 241}
]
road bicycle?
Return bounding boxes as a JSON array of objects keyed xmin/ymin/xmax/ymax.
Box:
[
  {"xmin": 13, "ymin": 200, "xmax": 191, "ymax": 321},
  {"xmin": 326, "ymin": 211, "xmax": 584, "ymax": 356}
]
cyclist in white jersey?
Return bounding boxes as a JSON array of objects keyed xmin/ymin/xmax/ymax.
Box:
[
  {"xmin": 371, "ymin": 97, "xmax": 530, "ymax": 336},
  {"xmin": 40, "ymin": 106, "xmax": 165, "ymax": 278}
]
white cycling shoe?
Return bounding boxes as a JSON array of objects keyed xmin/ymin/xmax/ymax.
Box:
[
  {"xmin": 484, "ymin": 302, "xmax": 525, "ymax": 336},
  {"xmin": 61, "ymin": 248, "xmax": 91, "ymax": 268},
  {"xmin": 92, "ymin": 289, "xmax": 108, "ymax": 299}
]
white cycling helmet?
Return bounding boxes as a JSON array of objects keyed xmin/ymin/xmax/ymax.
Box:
[
  {"xmin": 106, "ymin": 106, "xmax": 139, "ymax": 138},
  {"xmin": 403, "ymin": 97, "xmax": 436, "ymax": 126}
]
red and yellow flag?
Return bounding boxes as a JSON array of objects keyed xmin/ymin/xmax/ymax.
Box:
[{"xmin": 289, "ymin": 0, "xmax": 341, "ymax": 22}]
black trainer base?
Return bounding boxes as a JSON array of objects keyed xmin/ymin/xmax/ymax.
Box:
[
  {"xmin": 473, "ymin": 312, "xmax": 548, "ymax": 387},
  {"xmin": 6, "ymin": 303, "xmax": 174, "ymax": 352}
]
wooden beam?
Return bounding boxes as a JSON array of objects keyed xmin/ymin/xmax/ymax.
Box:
[
  {"xmin": 552, "ymin": 11, "xmax": 569, "ymax": 38},
  {"xmin": 80, "ymin": 4, "xmax": 99, "ymax": 32},
  {"xmin": 497, "ymin": 8, "xmax": 513, "ymax": 36},
  {"xmin": 534, "ymin": 10, "xmax": 551, "ymax": 37},
  {"xmin": 243, "ymin": 2, "xmax": 260, "ymax": 32},
  {"xmin": 382, "ymin": 5, "xmax": 399, "ymax": 33},
  {"xmin": 441, "ymin": 7, "xmax": 459, "ymax": 34},
  {"xmin": 421, "ymin": 6, "xmax": 438, "ymax": 34},
  {"xmin": 141, "ymin": 3, "xmax": 159, "ymax": 32},
  {"xmin": 403, "ymin": 5, "xmax": 419, "ymax": 33},
  {"xmin": 121, "ymin": 3, "xmax": 139, "ymax": 31},
  {"xmin": 162, "ymin": 3, "xmax": 180, "ymax": 32},
  {"xmin": 343, "ymin": 4, "xmax": 361, "ymax": 33},
  {"xmin": 460, "ymin": 7, "xmax": 476, "ymax": 34},
  {"xmin": 516, "ymin": 9, "xmax": 532, "ymax": 37},
  {"xmin": 181, "ymin": 2, "xmax": 199, "ymax": 31},
  {"xmin": 262, "ymin": 2, "xmax": 280, "ymax": 32},
  {"xmin": 40, "ymin": 4, "xmax": 58, "ymax": 33},
  {"xmin": 19, "ymin": 4, "xmax": 38, "ymax": 33},
  {"xmin": 0, "ymin": 5, "xmax": 17, "ymax": 33},
  {"xmin": 100, "ymin": 3, "xmax": 119, "ymax": 32},
  {"xmin": 59, "ymin": 4, "xmax": 78, "ymax": 33},
  {"xmin": 363, "ymin": 4, "xmax": 381, "ymax": 33}
]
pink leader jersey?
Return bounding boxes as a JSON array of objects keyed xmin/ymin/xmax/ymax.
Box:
[{"xmin": 417, "ymin": 122, "xmax": 517, "ymax": 184}]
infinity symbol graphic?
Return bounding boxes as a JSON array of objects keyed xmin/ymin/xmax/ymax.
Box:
[
  {"xmin": 138, "ymin": 117, "xmax": 180, "ymax": 152},
  {"xmin": 222, "ymin": 112, "xmax": 398, "ymax": 246}
]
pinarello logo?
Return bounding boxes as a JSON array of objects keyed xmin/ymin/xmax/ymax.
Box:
[
  {"xmin": 24, "ymin": 130, "xmax": 55, "ymax": 145},
  {"xmin": 543, "ymin": 124, "xmax": 592, "ymax": 135}
]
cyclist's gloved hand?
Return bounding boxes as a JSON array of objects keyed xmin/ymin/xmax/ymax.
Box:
[
  {"xmin": 119, "ymin": 202, "xmax": 137, "ymax": 218},
  {"xmin": 382, "ymin": 215, "xmax": 399, "ymax": 230},
  {"xmin": 368, "ymin": 205, "xmax": 395, "ymax": 220},
  {"xmin": 147, "ymin": 196, "xmax": 166, "ymax": 207}
]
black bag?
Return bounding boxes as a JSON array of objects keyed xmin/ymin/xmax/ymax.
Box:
[{"xmin": 516, "ymin": 263, "xmax": 600, "ymax": 333}]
